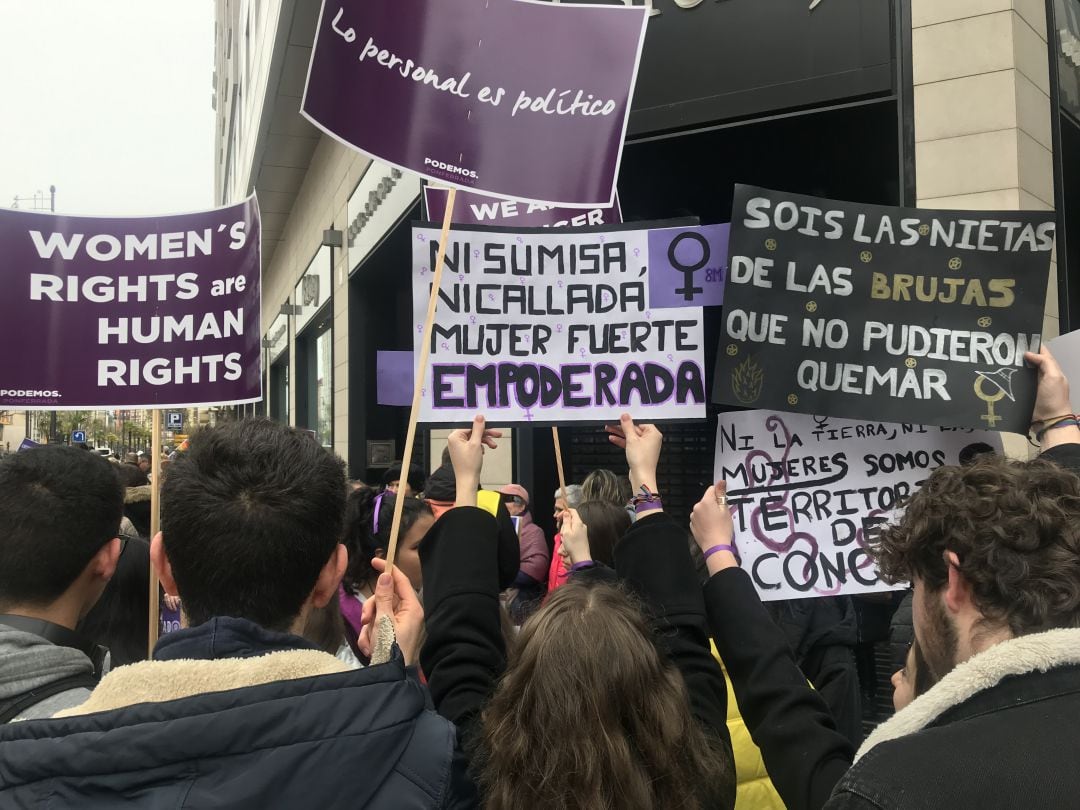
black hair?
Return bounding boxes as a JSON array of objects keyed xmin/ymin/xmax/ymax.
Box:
[
  {"xmin": 342, "ymin": 487, "xmax": 432, "ymax": 594},
  {"xmin": 959, "ymin": 442, "xmax": 996, "ymax": 466},
  {"xmin": 77, "ymin": 535, "xmax": 150, "ymax": 667},
  {"xmin": 160, "ymin": 418, "xmax": 347, "ymax": 632},
  {"xmin": 382, "ymin": 462, "xmax": 425, "ymax": 493},
  {"xmin": 0, "ymin": 446, "xmax": 123, "ymax": 608},
  {"xmin": 116, "ymin": 463, "xmax": 149, "ymax": 488}
]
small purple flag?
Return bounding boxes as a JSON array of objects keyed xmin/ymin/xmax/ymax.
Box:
[
  {"xmin": 377, "ymin": 350, "xmax": 414, "ymax": 406},
  {"xmin": 647, "ymin": 223, "xmax": 728, "ymax": 309}
]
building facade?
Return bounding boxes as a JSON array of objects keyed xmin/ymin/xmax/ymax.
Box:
[{"xmin": 213, "ymin": 0, "xmax": 1069, "ymax": 496}]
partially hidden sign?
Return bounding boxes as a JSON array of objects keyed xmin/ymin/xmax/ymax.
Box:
[
  {"xmin": 0, "ymin": 198, "xmax": 261, "ymax": 409},
  {"xmin": 712, "ymin": 185, "xmax": 1055, "ymax": 433},
  {"xmin": 302, "ymin": 0, "xmax": 647, "ymax": 206},
  {"xmin": 424, "ymin": 186, "xmax": 624, "ymax": 229},
  {"xmin": 715, "ymin": 409, "xmax": 1003, "ymax": 601},
  {"xmin": 411, "ymin": 222, "xmax": 725, "ymax": 424}
]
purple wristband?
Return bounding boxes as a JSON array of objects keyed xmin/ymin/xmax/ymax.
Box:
[
  {"xmin": 569, "ymin": 560, "xmax": 596, "ymax": 572},
  {"xmin": 634, "ymin": 499, "xmax": 662, "ymax": 514},
  {"xmin": 703, "ymin": 544, "xmax": 738, "ymax": 560}
]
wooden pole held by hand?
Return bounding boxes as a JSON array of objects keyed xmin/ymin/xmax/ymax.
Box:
[
  {"xmin": 552, "ymin": 426, "xmax": 567, "ymax": 503},
  {"xmin": 148, "ymin": 409, "xmax": 162, "ymax": 657},
  {"xmin": 385, "ymin": 188, "xmax": 457, "ymax": 570}
]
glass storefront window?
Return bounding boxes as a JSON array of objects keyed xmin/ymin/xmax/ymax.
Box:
[
  {"xmin": 316, "ymin": 326, "xmax": 333, "ymax": 448},
  {"xmin": 270, "ymin": 360, "xmax": 289, "ymax": 424}
]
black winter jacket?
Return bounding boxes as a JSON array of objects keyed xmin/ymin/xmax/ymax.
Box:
[{"xmin": 0, "ymin": 616, "xmax": 476, "ymax": 808}]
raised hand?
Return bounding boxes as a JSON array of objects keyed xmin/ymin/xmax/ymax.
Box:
[
  {"xmin": 604, "ymin": 413, "xmax": 661, "ymax": 494},
  {"xmin": 358, "ymin": 557, "xmax": 424, "ymax": 666},
  {"xmin": 691, "ymin": 481, "xmax": 740, "ymax": 574},
  {"xmin": 1026, "ymin": 345, "xmax": 1073, "ymax": 425},
  {"xmin": 447, "ymin": 415, "xmax": 502, "ymax": 506},
  {"xmin": 559, "ymin": 508, "xmax": 593, "ymax": 565}
]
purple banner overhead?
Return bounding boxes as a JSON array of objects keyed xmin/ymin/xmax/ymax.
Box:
[
  {"xmin": 424, "ymin": 186, "xmax": 623, "ymax": 229},
  {"xmin": 0, "ymin": 198, "xmax": 262, "ymax": 410},
  {"xmin": 301, "ymin": 0, "xmax": 647, "ymax": 207}
]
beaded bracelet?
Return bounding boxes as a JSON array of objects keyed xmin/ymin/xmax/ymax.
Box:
[{"xmin": 629, "ymin": 484, "xmax": 662, "ymax": 507}]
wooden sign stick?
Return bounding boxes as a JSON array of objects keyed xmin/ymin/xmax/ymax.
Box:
[
  {"xmin": 552, "ymin": 426, "xmax": 568, "ymax": 504},
  {"xmin": 147, "ymin": 408, "xmax": 162, "ymax": 656},
  {"xmin": 384, "ymin": 187, "xmax": 458, "ymax": 570}
]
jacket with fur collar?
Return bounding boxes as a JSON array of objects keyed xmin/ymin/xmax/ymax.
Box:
[
  {"xmin": 826, "ymin": 627, "xmax": 1080, "ymax": 809},
  {"xmin": 0, "ymin": 616, "xmax": 477, "ymax": 808}
]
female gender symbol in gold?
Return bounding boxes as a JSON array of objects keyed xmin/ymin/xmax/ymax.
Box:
[{"xmin": 974, "ymin": 375, "xmax": 1005, "ymax": 427}]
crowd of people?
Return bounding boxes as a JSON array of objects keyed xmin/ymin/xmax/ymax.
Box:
[{"xmin": 1, "ymin": 345, "xmax": 1080, "ymax": 808}]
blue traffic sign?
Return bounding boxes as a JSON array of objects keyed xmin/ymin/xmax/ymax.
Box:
[
  {"xmin": 71, "ymin": 430, "xmax": 87, "ymax": 444},
  {"xmin": 166, "ymin": 411, "xmax": 184, "ymax": 430}
]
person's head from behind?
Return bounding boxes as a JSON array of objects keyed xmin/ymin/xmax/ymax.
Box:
[
  {"xmin": 0, "ymin": 447, "xmax": 124, "ymax": 626},
  {"xmin": 891, "ymin": 638, "xmax": 933, "ymax": 712},
  {"xmin": 570, "ymin": 500, "xmax": 630, "ymax": 566},
  {"xmin": 154, "ymin": 419, "xmax": 349, "ymax": 634},
  {"xmin": 581, "ymin": 468, "xmax": 628, "ymax": 507},
  {"xmin": 875, "ymin": 455, "xmax": 1080, "ymax": 684},
  {"xmin": 383, "ymin": 462, "xmax": 424, "ymax": 497},
  {"xmin": 343, "ymin": 487, "xmax": 434, "ymax": 593},
  {"xmin": 480, "ymin": 583, "xmax": 731, "ymax": 810},
  {"xmin": 552, "ymin": 484, "xmax": 583, "ymax": 529}
]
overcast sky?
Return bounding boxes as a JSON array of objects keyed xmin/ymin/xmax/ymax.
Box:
[{"xmin": 0, "ymin": 1, "xmax": 214, "ymax": 216}]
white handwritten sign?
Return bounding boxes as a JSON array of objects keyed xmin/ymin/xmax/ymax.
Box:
[
  {"xmin": 715, "ymin": 410, "xmax": 1003, "ymax": 601},
  {"xmin": 411, "ymin": 222, "xmax": 720, "ymax": 424}
]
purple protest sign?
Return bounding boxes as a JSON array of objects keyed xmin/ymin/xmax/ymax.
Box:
[
  {"xmin": 377, "ymin": 350, "xmax": 414, "ymax": 407},
  {"xmin": 160, "ymin": 597, "xmax": 182, "ymax": 635},
  {"xmin": 0, "ymin": 198, "xmax": 262, "ymax": 410},
  {"xmin": 302, "ymin": 0, "xmax": 647, "ymax": 207},
  {"xmin": 424, "ymin": 186, "xmax": 623, "ymax": 229},
  {"xmin": 647, "ymin": 224, "xmax": 729, "ymax": 309}
]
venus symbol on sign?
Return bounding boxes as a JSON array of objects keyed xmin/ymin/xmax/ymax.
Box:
[{"xmin": 669, "ymin": 231, "xmax": 709, "ymax": 302}]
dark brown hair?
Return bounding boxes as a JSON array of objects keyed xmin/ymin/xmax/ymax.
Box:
[
  {"xmin": 581, "ymin": 469, "xmax": 630, "ymax": 507},
  {"xmin": 575, "ymin": 500, "xmax": 631, "ymax": 566},
  {"xmin": 875, "ymin": 455, "xmax": 1080, "ymax": 637},
  {"xmin": 478, "ymin": 583, "xmax": 733, "ymax": 810}
]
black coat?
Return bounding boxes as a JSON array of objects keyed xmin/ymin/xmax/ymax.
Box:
[
  {"xmin": 707, "ymin": 567, "xmax": 854, "ymax": 810},
  {"xmin": 827, "ymin": 628, "xmax": 1080, "ymax": 809}
]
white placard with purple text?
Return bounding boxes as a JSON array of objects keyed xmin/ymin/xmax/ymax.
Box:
[
  {"xmin": 715, "ymin": 409, "xmax": 1002, "ymax": 601},
  {"xmin": 411, "ymin": 222, "xmax": 726, "ymax": 424}
]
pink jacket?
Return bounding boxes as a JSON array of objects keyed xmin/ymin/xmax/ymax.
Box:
[{"xmin": 517, "ymin": 512, "xmax": 550, "ymax": 582}]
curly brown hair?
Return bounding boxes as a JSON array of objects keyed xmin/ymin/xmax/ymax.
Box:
[
  {"xmin": 874, "ymin": 455, "xmax": 1080, "ymax": 636},
  {"xmin": 477, "ymin": 583, "xmax": 734, "ymax": 810}
]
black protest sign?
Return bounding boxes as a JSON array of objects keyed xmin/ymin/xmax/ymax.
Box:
[{"xmin": 712, "ymin": 185, "xmax": 1055, "ymax": 432}]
